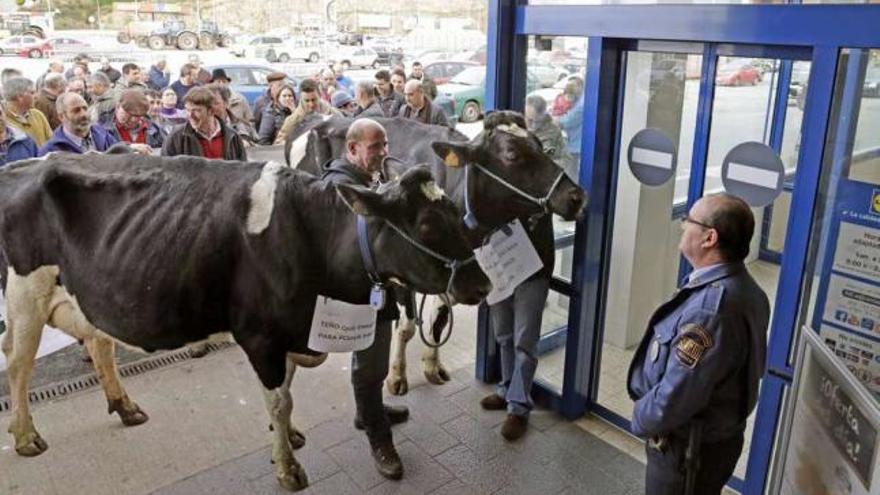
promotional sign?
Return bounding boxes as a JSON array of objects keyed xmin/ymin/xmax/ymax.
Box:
[
  {"xmin": 307, "ymin": 297, "xmax": 376, "ymax": 353},
  {"xmin": 474, "ymin": 219, "xmax": 544, "ymax": 305},
  {"xmin": 775, "ymin": 328, "xmax": 880, "ymax": 495},
  {"xmin": 813, "ymin": 180, "xmax": 880, "ymax": 401}
]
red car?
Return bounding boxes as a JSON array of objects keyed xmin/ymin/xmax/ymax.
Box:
[
  {"xmin": 423, "ymin": 61, "xmax": 479, "ymax": 85},
  {"xmin": 715, "ymin": 62, "xmax": 762, "ymax": 86},
  {"xmin": 0, "ymin": 35, "xmax": 50, "ymax": 58}
]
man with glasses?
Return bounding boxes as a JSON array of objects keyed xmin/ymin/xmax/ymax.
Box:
[
  {"xmin": 627, "ymin": 193, "xmax": 770, "ymax": 495},
  {"xmin": 105, "ymin": 89, "xmax": 165, "ymax": 153}
]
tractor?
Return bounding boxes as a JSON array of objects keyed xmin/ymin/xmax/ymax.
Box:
[
  {"xmin": 146, "ymin": 20, "xmax": 199, "ymax": 51},
  {"xmin": 197, "ymin": 20, "xmax": 233, "ymax": 50}
]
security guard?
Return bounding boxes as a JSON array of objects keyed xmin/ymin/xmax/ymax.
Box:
[{"xmin": 627, "ymin": 193, "xmax": 770, "ymax": 495}]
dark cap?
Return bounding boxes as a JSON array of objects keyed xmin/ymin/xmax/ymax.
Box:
[
  {"xmin": 211, "ymin": 68, "xmax": 230, "ymax": 82},
  {"xmin": 267, "ymin": 72, "xmax": 287, "ymax": 83}
]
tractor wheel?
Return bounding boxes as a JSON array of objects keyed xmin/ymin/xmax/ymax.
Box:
[
  {"xmin": 148, "ymin": 35, "xmax": 165, "ymax": 51},
  {"xmin": 220, "ymin": 35, "xmax": 233, "ymax": 48},
  {"xmin": 198, "ymin": 32, "xmax": 215, "ymax": 50},
  {"xmin": 177, "ymin": 32, "xmax": 199, "ymax": 51}
]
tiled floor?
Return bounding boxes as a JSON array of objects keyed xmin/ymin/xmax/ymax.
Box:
[{"xmin": 150, "ymin": 367, "xmax": 648, "ymax": 495}]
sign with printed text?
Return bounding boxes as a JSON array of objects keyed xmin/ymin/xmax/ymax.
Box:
[
  {"xmin": 307, "ymin": 297, "xmax": 376, "ymax": 353},
  {"xmin": 474, "ymin": 219, "xmax": 544, "ymax": 305},
  {"xmin": 814, "ymin": 179, "xmax": 880, "ymax": 401}
]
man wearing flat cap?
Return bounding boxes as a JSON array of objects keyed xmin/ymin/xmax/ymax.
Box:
[
  {"xmin": 253, "ymin": 71, "xmax": 287, "ymax": 131},
  {"xmin": 104, "ymin": 89, "xmax": 165, "ymax": 153},
  {"xmin": 210, "ymin": 68, "xmax": 254, "ymax": 125}
]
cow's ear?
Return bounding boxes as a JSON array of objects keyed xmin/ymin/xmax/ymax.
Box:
[
  {"xmin": 432, "ymin": 142, "xmax": 474, "ymax": 168},
  {"xmin": 335, "ymin": 184, "xmax": 388, "ymax": 217}
]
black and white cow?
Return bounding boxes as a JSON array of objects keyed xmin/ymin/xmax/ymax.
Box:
[
  {"xmin": 0, "ymin": 152, "xmax": 489, "ymax": 491},
  {"xmin": 286, "ymin": 112, "xmax": 587, "ymax": 395}
]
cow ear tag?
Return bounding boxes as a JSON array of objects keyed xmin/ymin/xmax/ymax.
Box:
[
  {"xmin": 370, "ymin": 285, "xmax": 386, "ymax": 311},
  {"xmin": 444, "ymin": 151, "xmax": 461, "ymax": 167}
]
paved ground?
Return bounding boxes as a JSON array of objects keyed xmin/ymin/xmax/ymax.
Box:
[{"xmin": 0, "ymin": 341, "xmax": 647, "ymax": 495}]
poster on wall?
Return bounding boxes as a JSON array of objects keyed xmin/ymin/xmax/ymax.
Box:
[
  {"xmin": 776, "ymin": 328, "xmax": 880, "ymax": 495},
  {"xmin": 813, "ymin": 180, "xmax": 880, "ymax": 401}
]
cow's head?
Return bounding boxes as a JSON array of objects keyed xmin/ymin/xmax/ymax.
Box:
[
  {"xmin": 336, "ymin": 166, "xmax": 491, "ymax": 305},
  {"xmin": 431, "ymin": 110, "xmax": 587, "ymax": 226}
]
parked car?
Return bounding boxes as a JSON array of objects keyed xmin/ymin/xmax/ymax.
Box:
[
  {"xmin": 338, "ymin": 32, "xmax": 363, "ymax": 46},
  {"xmin": 788, "ymin": 63, "xmax": 812, "ymax": 105},
  {"xmin": 44, "ymin": 37, "xmax": 91, "ymax": 57},
  {"xmin": 273, "ymin": 38, "xmax": 323, "ymax": 63},
  {"xmin": 437, "ymin": 65, "xmax": 541, "ymax": 123},
  {"xmin": 205, "ymin": 64, "xmax": 296, "ymax": 107},
  {"xmin": 369, "ymin": 39, "xmax": 403, "ymax": 66},
  {"xmin": 423, "ymin": 61, "xmax": 479, "ymax": 85},
  {"xmin": 863, "ymin": 64, "xmax": 880, "ymax": 97},
  {"xmin": 0, "ymin": 35, "xmax": 49, "ymax": 58},
  {"xmin": 230, "ymin": 35, "xmax": 285, "ymax": 61},
  {"xmin": 331, "ymin": 47, "xmax": 379, "ymax": 70},
  {"xmin": 715, "ymin": 61, "xmax": 762, "ymax": 86}
]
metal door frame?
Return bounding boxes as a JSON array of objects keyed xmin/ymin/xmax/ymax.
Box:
[{"xmin": 477, "ymin": 2, "xmax": 880, "ymax": 493}]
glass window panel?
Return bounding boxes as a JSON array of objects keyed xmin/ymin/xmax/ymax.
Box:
[
  {"xmin": 599, "ymin": 50, "xmax": 702, "ymax": 419},
  {"xmin": 520, "ymin": 34, "xmax": 589, "ymax": 393},
  {"xmin": 796, "ymin": 49, "xmax": 880, "ymax": 402}
]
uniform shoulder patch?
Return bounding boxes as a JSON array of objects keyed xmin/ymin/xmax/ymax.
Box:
[{"xmin": 675, "ymin": 323, "xmax": 714, "ymax": 368}]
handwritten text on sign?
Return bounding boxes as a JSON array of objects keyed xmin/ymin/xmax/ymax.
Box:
[
  {"xmin": 474, "ymin": 219, "xmax": 544, "ymax": 305},
  {"xmin": 308, "ymin": 297, "xmax": 377, "ymax": 353}
]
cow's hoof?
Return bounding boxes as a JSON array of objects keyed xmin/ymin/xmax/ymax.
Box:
[
  {"xmin": 14, "ymin": 431, "xmax": 48, "ymax": 457},
  {"xmin": 385, "ymin": 375, "xmax": 408, "ymax": 395},
  {"xmin": 188, "ymin": 343, "xmax": 210, "ymax": 358},
  {"xmin": 424, "ymin": 365, "xmax": 451, "ymax": 385},
  {"xmin": 277, "ymin": 463, "xmax": 308, "ymax": 491},
  {"xmin": 109, "ymin": 398, "xmax": 149, "ymax": 426}
]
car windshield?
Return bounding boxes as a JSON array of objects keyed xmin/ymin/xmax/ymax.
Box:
[{"xmin": 449, "ymin": 66, "xmax": 485, "ymax": 86}]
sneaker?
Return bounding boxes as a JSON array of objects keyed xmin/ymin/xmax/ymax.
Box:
[
  {"xmin": 354, "ymin": 404, "xmax": 410, "ymax": 430},
  {"xmin": 500, "ymin": 414, "xmax": 528, "ymax": 441},
  {"xmin": 371, "ymin": 441, "xmax": 404, "ymax": 480},
  {"xmin": 480, "ymin": 393, "xmax": 507, "ymax": 411}
]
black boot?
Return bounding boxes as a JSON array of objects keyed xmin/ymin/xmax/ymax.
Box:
[
  {"xmin": 370, "ymin": 439, "xmax": 404, "ymax": 480},
  {"xmin": 354, "ymin": 404, "xmax": 410, "ymax": 430}
]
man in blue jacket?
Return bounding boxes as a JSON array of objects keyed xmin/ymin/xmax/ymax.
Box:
[
  {"xmin": 147, "ymin": 57, "xmax": 170, "ymax": 92},
  {"xmin": 39, "ymin": 93, "xmax": 118, "ymax": 155},
  {"xmin": 627, "ymin": 193, "xmax": 770, "ymax": 495},
  {"xmin": 0, "ymin": 105, "xmax": 38, "ymax": 166}
]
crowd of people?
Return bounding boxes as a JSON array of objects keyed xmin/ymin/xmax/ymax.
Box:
[{"xmin": 0, "ymin": 53, "xmax": 456, "ymax": 167}]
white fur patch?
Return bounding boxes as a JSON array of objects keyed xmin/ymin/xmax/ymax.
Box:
[
  {"xmin": 496, "ymin": 123, "xmax": 529, "ymax": 138},
  {"xmin": 246, "ymin": 161, "xmax": 283, "ymax": 234},
  {"xmin": 288, "ymin": 132, "xmax": 310, "ymax": 169},
  {"xmin": 420, "ymin": 181, "xmax": 446, "ymax": 202}
]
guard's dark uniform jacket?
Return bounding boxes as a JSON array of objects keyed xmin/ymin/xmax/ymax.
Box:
[
  {"xmin": 626, "ymin": 262, "xmax": 769, "ymax": 493},
  {"xmin": 321, "ymin": 157, "xmax": 399, "ymax": 322}
]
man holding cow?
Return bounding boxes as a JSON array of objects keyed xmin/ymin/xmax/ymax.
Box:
[{"xmin": 321, "ymin": 118, "xmax": 409, "ymax": 480}]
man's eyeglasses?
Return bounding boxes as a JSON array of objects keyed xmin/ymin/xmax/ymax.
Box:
[{"xmin": 681, "ymin": 215, "xmax": 714, "ymax": 230}]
